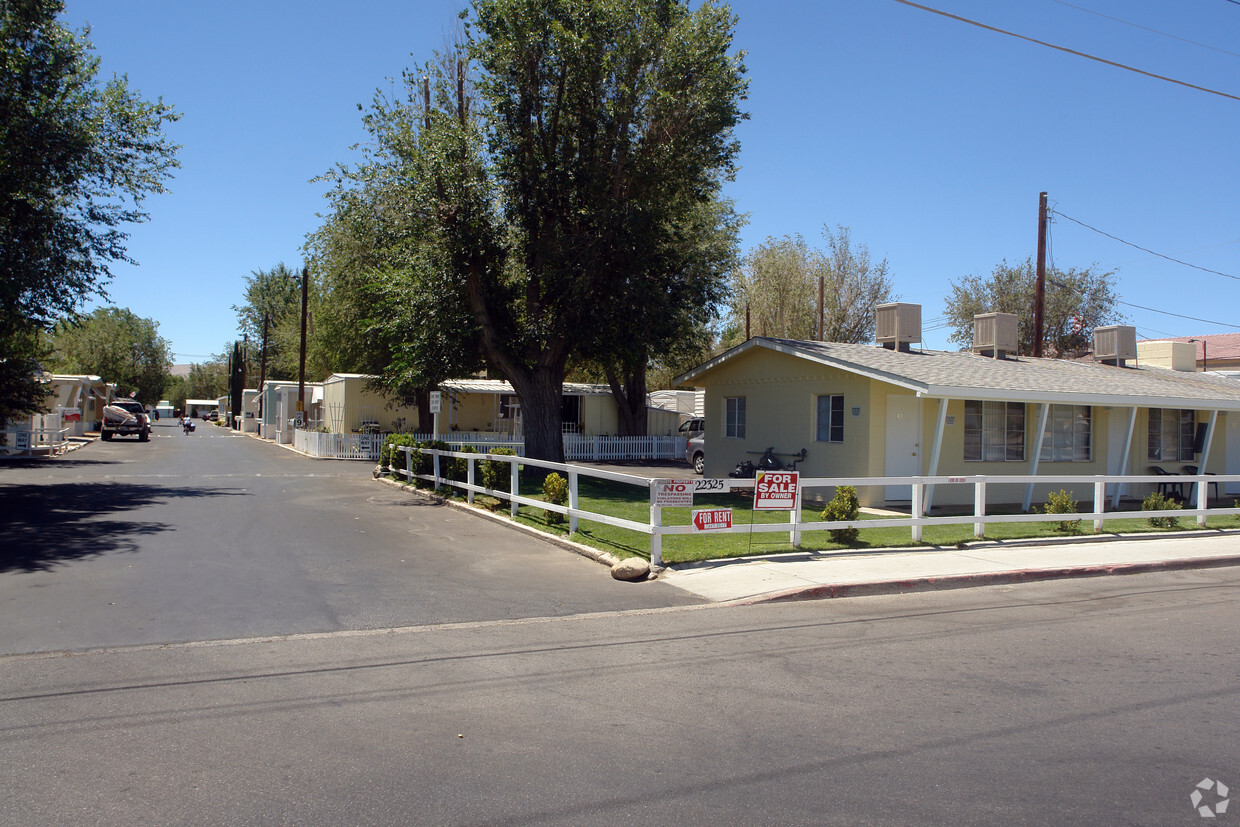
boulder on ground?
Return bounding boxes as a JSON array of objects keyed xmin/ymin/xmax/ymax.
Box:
[{"xmin": 611, "ymin": 557, "xmax": 650, "ymax": 582}]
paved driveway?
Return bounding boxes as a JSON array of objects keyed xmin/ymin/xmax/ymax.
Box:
[{"xmin": 0, "ymin": 422, "xmax": 699, "ymax": 655}]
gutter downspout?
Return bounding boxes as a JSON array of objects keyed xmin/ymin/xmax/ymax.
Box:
[
  {"xmin": 923, "ymin": 398, "xmax": 949, "ymax": 515},
  {"xmin": 1023, "ymin": 403, "xmax": 1050, "ymax": 512},
  {"xmin": 1111, "ymin": 406, "xmax": 1138, "ymax": 510}
]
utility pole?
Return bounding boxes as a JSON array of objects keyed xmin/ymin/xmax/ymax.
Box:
[
  {"xmin": 257, "ymin": 312, "xmax": 269, "ymax": 419},
  {"xmin": 297, "ymin": 265, "xmax": 308, "ymax": 423},
  {"xmin": 1034, "ymin": 191, "xmax": 1048, "ymax": 357}
]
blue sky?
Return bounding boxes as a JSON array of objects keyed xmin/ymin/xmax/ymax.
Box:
[{"xmin": 62, "ymin": 0, "xmax": 1240, "ymax": 363}]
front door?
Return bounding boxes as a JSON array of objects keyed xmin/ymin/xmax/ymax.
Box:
[{"xmin": 885, "ymin": 395, "xmax": 921, "ymax": 501}]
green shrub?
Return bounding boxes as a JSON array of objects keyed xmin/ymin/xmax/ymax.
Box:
[
  {"xmin": 420, "ymin": 440, "xmax": 451, "ymax": 483},
  {"xmin": 821, "ymin": 485, "xmax": 860, "ymax": 544},
  {"xmin": 543, "ymin": 472, "xmax": 569, "ymax": 524},
  {"xmin": 1142, "ymin": 491, "xmax": 1181, "ymax": 529},
  {"xmin": 448, "ymin": 445, "xmax": 477, "ymax": 483},
  {"xmin": 383, "ymin": 434, "xmax": 420, "ymax": 478},
  {"xmin": 1040, "ymin": 489, "xmax": 1082, "ymax": 533},
  {"xmin": 481, "ymin": 448, "xmax": 516, "ymax": 493}
]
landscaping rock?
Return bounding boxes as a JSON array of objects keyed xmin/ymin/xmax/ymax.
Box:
[{"xmin": 610, "ymin": 557, "xmax": 650, "ymax": 582}]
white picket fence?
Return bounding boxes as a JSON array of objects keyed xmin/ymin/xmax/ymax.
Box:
[
  {"xmin": 564, "ymin": 434, "xmax": 685, "ymax": 461},
  {"xmin": 295, "ymin": 430, "xmax": 386, "ymax": 460},
  {"xmin": 293, "ymin": 430, "xmax": 685, "ymax": 462}
]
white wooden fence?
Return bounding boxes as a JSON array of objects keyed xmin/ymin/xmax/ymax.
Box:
[
  {"xmin": 396, "ymin": 446, "xmax": 1240, "ymax": 568},
  {"xmin": 295, "ymin": 430, "xmax": 386, "ymax": 460},
  {"xmin": 294, "ymin": 430, "xmax": 685, "ymax": 462}
]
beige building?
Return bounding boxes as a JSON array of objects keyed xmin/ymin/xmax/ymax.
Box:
[
  {"xmin": 438, "ymin": 378, "xmax": 680, "ymax": 437},
  {"xmin": 676, "ymin": 310, "xmax": 1240, "ymax": 510}
]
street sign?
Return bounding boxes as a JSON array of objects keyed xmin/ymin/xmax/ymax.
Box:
[
  {"xmin": 654, "ymin": 479, "xmax": 695, "ymax": 508},
  {"xmin": 692, "ymin": 508, "xmax": 732, "ymax": 531},
  {"xmin": 429, "ymin": 391, "xmax": 442, "ymax": 414},
  {"xmin": 753, "ymin": 470, "xmax": 799, "ymax": 510}
]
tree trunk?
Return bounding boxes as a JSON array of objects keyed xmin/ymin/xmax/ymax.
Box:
[
  {"xmin": 507, "ymin": 366, "xmax": 565, "ymax": 462},
  {"xmin": 415, "ymin": 388, "xmax": 431, "ymax": 435},
  {"xmin": 605, "ymin": 362, "xmax": 648, "ymax": 437}
]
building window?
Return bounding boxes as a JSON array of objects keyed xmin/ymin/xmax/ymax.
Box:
[
  {"xmin": 816, "ymin": 394, "xmax": 844, "ymax": 442},
  {"xmin": 964, "ymin": 400, "xmax": 1025, "ymax": 462},
  {"xmin": 725, "ymin": 397, "xmax": 746, "ymax": 439},
  {"xmin": 1148, "ymin": 408, "xmax": 1196, "ymax": 462},
  {"xmin": 1040, "ymin": 405, "xmax": 1092, "ymax": 462}
]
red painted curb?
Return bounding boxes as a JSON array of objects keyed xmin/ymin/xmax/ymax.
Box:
[{"xmin": 741, "ymin": 554, "xmax": 1240, "ymax": 604}]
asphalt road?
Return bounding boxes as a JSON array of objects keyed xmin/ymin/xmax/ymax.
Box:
[
  {"xmin": 2, "ymin": 570, "xmax": 1237, "ymax": 824},
  {"xmin": 0, "ymin": 421, "xmax": 698, "ymax": 655}
]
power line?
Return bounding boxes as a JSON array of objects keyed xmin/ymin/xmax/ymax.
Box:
[
  {"xmin": 1117, "ymin": 300, "xmax": 1240, "ymax": 330},
  {"xmin": 1047, "ymin": 0, "xmax": 1240, "ymax": 59},
  {"xmin": 889, "ymin": 0, "xmax": 1240, "ymax": 102},
  {"xmin": 1051, "ymin": 210, "xmax": 1240, "ymax": 280}
]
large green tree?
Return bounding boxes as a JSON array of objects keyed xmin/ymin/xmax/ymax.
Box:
[
  {"xmin": 396, "ymin": 0, "xmax": 747, "ymax": 459},
  {"xmin": 0, "ymin": 0, "xmax": 179, "ymax": 422},
  {"xmin": 47, "ymin": 307, "xmax": 172, "ymax": 403},
  {"xmin": 944, "ymin": 258, "xmax": 1122, "ymax": 356},
  {"xmin": 725, "ymin": 225, "xmax": 895, "ymax": 346}
]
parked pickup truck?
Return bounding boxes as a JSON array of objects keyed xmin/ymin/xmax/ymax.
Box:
[{"xmin": 101, "ymin": 399, "xmax": 151, "ymax": 442}]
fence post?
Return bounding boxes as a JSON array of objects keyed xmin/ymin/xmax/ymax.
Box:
[
  {"xmin": 510, "ymin": 458, "xmax": 520, "ymax": 518},
  {"xmin": 911, "ymin": 482, "xmax": 923, "ymax": 543},
  {"xmin": 1196, "ymin": 472, "xmax": 1208, "ymax": 528},
  {"xmin": 1094, "ymin": 477, "xmax": 1106, "ymax": 532},
  {"xmin": 790, "ymin": 481, "xmax": 801, "ymax": 547},
  {"xmin": 974, "ymin": 480, "xmax": 986, "ymax": 538},
  {"xmin": 432, "ymin": 449, "xmax": 441, "ymax": 492},
  {"xmin": 568, "ymin": 469, "xmax": 579, "ymax": 534},
  {"xmin": 649, "ymin": 482, "xmax": 663, "ymax": 569},
  {"xmin": 467, "ymin": 456, "xmax": 476, "ymax": 505}
]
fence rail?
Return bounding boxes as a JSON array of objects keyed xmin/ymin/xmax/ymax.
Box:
[
  {"xmin": 1, "ymin": 427, "xmax": 70, "ymax": 456},
  {"xmin": 396, "ymin": 446, "xmax": 1240, "ymax": 568}
]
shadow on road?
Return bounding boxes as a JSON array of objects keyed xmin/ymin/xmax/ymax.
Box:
[{"xmin": 0, "ymin": 482, "xmax": 244, "ymax": 574}]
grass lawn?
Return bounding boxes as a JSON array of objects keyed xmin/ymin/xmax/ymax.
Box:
[{"xmin": 393, "ymin": 472, "xmax": 1240, "ymax": 565}]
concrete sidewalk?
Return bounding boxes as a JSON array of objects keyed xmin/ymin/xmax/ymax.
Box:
[{"xmin": 657, "ymin": 530, "xmax": 1240, "ymax": 603}]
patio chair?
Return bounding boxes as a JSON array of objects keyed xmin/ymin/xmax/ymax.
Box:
[
  {"xmin": 1181, "ymin": 465, "xmax": 1220, "ymax": 501},
  {"xmin": 1149, "ymin": 465, "xmax": 1185, "ymax": 500}
]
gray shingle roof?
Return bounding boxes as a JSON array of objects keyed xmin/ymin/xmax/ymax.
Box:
[{"xmin": 677, "ymin": 338, "xmax": 1240, "ymax": 410}]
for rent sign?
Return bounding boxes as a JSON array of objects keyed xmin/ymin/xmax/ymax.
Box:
[
  {"xmin": 692, "ymin": 508, "xmax": 732, "ymax": 531},
  {"xmin": 753, "ymin": 470, "xmax": 799, "ymax": 510}
]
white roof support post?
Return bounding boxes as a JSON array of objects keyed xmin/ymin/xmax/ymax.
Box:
[
  {"xmin": 923, "ymin": 398, "xmax": 949, "ymax": 514},
  {"xmin": 1023, "ymin": 402, "xmax": 1050, "ymax": 512},
  {"xmin": 1200, "ymin": 410, "xmax": 1218, "ymax": 472},
  {"xmin": 1111, "ymin": 406, "xmax": 1138, "ymax": 510}
]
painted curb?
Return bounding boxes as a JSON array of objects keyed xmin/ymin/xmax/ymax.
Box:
[{"xmin": 738, "ymin": 554, "xmax": 1240, "ymax": 605}]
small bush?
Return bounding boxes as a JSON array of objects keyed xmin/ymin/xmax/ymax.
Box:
[
  {"xmin": 383, "ymin": 434, "xmax": 420, "ymax": 478},
  {"xmin": 1142, "ymin": 491, "xmax": 1181, "ymax": 529},
  {"xmin": 1040, "ymin": 489, "xmax": 1082, "ymax": 533},
  {"xmin": 821, "ymin": 485, "xmax": 860, "ymax": 544},
  {"xmin": 419, "ymin": 440, "xmax": 452, "ymax": 484},
  {"xmin": 448, "ymin": 445, "xmax": 477, "ymax": 483},
  {"xmin": 543, "ymin": 472, "xmax": 569, "ymax": 524},
  {"xmin": 481, "ymin": 448, "xmax": 516, "ymax": 493}
]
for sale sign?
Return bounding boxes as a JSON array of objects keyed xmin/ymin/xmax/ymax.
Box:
[
  {"xmin": 753, "ymin": 470, "xmax": 799, "ymax": 510},
  {"xmin": 692, "ymin": 508, "xmax": 732, "ymax": 531},
  {"xmin": 653, "ymin": 479, "xmax": 695, "ymax": 508}
]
